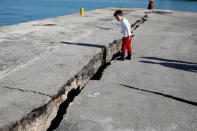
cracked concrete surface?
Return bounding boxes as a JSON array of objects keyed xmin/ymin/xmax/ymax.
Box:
[
  {"xmin": 57, "ymin": 10, "xmax": 197, "ymax": 131},
  {"xmin": 0, "ymin": 8, "xmax": 148, "ymax": 130},
  {"xmin": 1, "ymin": 8, "xmax": 196, "ymax": 131}
]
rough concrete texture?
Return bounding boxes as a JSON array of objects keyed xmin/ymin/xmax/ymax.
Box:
[
  {"xmin": 56, "ymin": 10, "xmax": 197, "ymax": 130},
  {"xmin": 0, "ymin": 8, "xmax": 148, "ymax": 130}
]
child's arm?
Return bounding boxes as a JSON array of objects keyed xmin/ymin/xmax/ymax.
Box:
[
  {"xmin": 127, "ymin": 29, "xmax": 131, "ymax": 40},
  {"xmin": 124, "ymin": 21, "xmax": 131, "ymax": 40}
]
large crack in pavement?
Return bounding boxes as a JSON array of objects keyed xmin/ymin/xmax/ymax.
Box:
[
  {"xmin": 46, "ymin": 12, "xmax": 150, "ymax": 131},
  {"xmin": 47, "ymin": 86, "xmax": 81, "ymax": 131},
  {"xmin": 47, "ymin": 51, "xmax": 121, "ymax": 131},
  {"xmin": 0, "ymin": 11, "xmax": 150, "ymax": 131},
  {"xmin": 48, "ymin": 10, "xmax": 197, "ymax": 131}
]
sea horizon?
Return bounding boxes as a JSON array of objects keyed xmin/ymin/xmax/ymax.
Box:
[{"xmin": 0, "ymin": 0, "xmax": 197, "ymax": 27}]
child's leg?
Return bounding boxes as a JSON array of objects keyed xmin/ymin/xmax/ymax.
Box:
[
  {"xmin": 122, "ymin": 38, "xmax": 127, "ymax": 54},
  {"xmin": 118, "ymin": 38, "xmax": 127, "ymax": 60},
  {"xmin": 126, "ymin": 35, "xmax": 132, "ymax": 60},
  {"xmin": 128, "ymin": 35, "xmax": 132, "ymax": 53}
]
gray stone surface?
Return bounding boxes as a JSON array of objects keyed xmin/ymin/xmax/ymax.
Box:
[
  {"xmin": 0, "ymin": 8, "xmax": 147, "ymax": 128},
  {"xmin": 57, "ymin": 10, "xmax": 197, "ymax": 131}
]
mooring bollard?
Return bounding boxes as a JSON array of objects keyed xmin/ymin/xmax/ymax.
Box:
[
  {"xmin": 80, "ymin": 8, "xmax": 84, "ymax": 16},
  {"xmin": 148, "ymin": 0, "xmax": 154, "ymax": 10}
]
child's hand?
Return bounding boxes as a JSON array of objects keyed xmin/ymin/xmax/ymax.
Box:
[{"xmin": 128, "ymin": 36, "xmax": 131, "ymax": 40}]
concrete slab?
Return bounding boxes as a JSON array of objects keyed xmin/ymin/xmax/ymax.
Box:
[
  {"xmin": 0, "ymin": 8, "xmax": 148, "ymax": 129},
  {"xmin": 57, "ymin": 82, "xmax": 197, "ymax": 131},
  {"xmin": 57, "ymin": 10, "xmax": 197, "ymax": 130}
]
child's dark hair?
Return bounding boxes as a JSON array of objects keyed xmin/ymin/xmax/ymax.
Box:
[{"xmin": 114, "ymin": 10, "xmax": 123, "ymax": 17}]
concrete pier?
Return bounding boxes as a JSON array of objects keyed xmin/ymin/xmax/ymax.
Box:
[
  {"xmin": 56, "ymin": 10, "xmax": 197, "ymax": 130},
  {"xmin": 0, "ymin": 8, "xmax": 197, "ymax": 131},
  {"xmin": 0, "ymin": 8, "xmax": 147, "ymax": 130}
]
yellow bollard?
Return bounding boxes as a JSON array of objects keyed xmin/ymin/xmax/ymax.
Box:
[{"xmin": 80, "ymin": 8, "xmax": 84, "ymax": 16}]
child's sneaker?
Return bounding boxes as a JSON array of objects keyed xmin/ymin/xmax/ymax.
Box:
[
  {"xmin": 125, "ymin": 56, "xmax": 131, "ymax": 60},
  {"xmin": 125, "ymin": 52, "xmax": 132, "ymax": 60},
  {"xmin": 117, "ymin": 53, "xmax": 125, "ymax": 61},
  {"xmin": 117, "ymin": 57, "xmax": 125, "ymax": 61}
]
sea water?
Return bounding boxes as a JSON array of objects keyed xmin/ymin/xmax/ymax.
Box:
[{"xmin": 0, "ymin": 0, "xmax": 197, "ymax": 26}]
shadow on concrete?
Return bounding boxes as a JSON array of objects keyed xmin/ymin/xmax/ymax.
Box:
[
  {"xmin": 140, "ymin": 57, "xmax": 197, "ymax": 73},
  {"xmin": 141, "ymin": 57, "xmax": 197, "ymax": 65},
  {"xmin": 120, "ymin": 84, "xmax": 197, "ymax": 107},
  {"xmin": 61, "ymin": 41, "xmax": 106, "ymax": 49},
  {"xmin": 61, "ymin": 41, "xmax": 109, "ymax": 77}
]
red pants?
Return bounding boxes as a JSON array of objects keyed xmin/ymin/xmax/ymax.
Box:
[{"xmin": 122, "ymin": 35, "xmax": 132, "ymax": 54}]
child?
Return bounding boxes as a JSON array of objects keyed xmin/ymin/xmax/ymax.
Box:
[{"xmin": 114, "ymin": 10, "xmax": 132, "ymax": 61}]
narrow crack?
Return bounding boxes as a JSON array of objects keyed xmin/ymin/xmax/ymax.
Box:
[
  {"xmin": 2, "ymin": 86, "xmax": 52, "ymax": 98},
  {"xmin": 95, "ymin": 26, "xmax": 111, "ymax": 30},
  {"xmin": 120, "ymin": 84, "xmax": 197, "ymax": 107}
]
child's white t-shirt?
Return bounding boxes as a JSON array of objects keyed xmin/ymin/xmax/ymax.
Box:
[{"xmin": 120, "ymin": 18, "xmax": 131, "ymax": 37}]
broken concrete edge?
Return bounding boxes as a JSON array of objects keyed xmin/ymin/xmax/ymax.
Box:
[
  {"xmin": 0, "ymin": 39, "xmax": 122, "ymax": 131},
  {"xmin": 131, "ymin": 12, "xmax": 149, "ymax": 32},
  {"xmin": 0, "ymin": 12, "xmax": 148, "ymax": 131}
]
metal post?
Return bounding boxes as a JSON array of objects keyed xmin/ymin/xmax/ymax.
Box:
[
  {"xmin": 148, "ymin": 0, "xmax": 154, "ymax": 10},
  {"xmin": 80, "ymin": 8, "xmax": 84, "ymax": 16}
]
